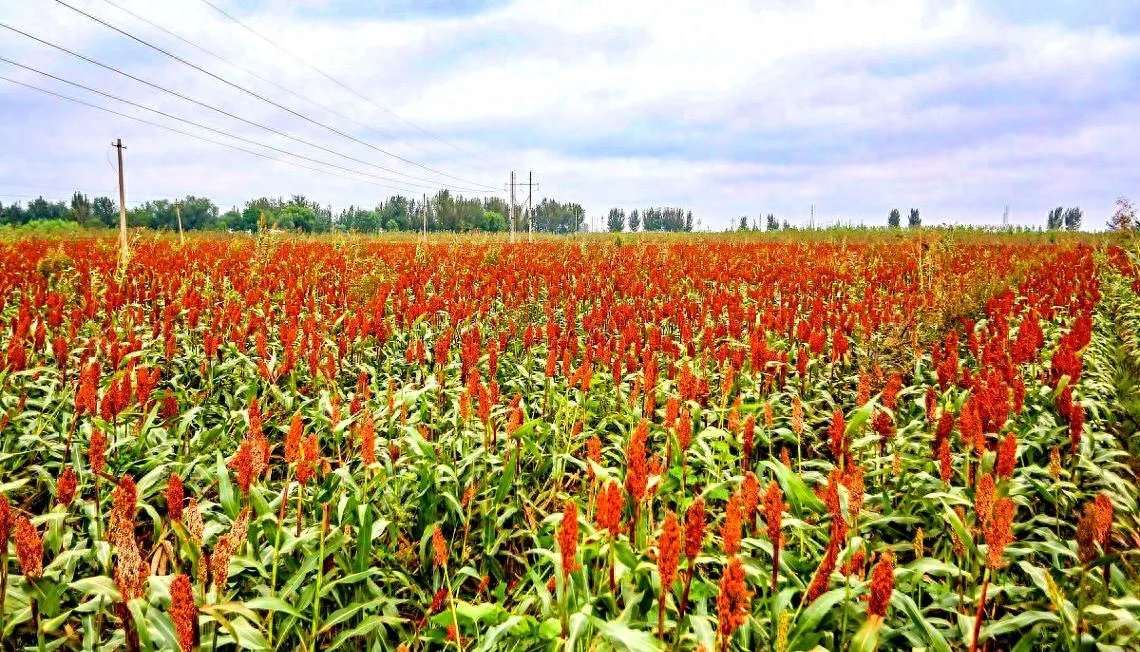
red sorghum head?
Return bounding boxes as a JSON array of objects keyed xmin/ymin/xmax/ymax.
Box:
[
  {"xmin": 865, "ymin": 551, "xmax": 895, "ymax": 618},
  {"xmin": 57, "ymin": 465, "xmax": 77, "ymax": 507},
  {"xmin": 684, "ymin": 496, "xmax": 706, "ymax": 561},
  {"xmin": 14, "ymin": 515, "xmax": 44, "ymax": 578},
  {"xmin": 716, "ymin": 556, "xmax": 752, "ymax": 639},
  {"xmin": 658, "ymin": 510, "xmax": 681, "ymax": 592},
  {"xmin": 166, "ymin": 473, "xmax": 184, "ymax": 522},
  {"xmin": 722, "ymin": 492, "xmax": 743, "ymax": 557},
  {"xmin": 558, "ymin": 499, "xmax": 579, "ymax": 581},
  {"xmin": 169, "ymin": 574, "xmax": 198, "ymax": 652},
  {"xmin": 596, "ymin": 480, "xmax": 623, "ymax": 537}
]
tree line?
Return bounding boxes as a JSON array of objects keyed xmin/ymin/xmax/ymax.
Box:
[
  {"xmin": 5, "ymin": 191, "xmax": 1129, "ymax": 233},
  {"xmin": 0, "ymin": 190, "xmax": 588, "ymax": 234},
  {"xmin": 1045, "ymin": 206, "xmax": 1083, "ymax": 231},
  {"xmin": 605, "ymin": 207, "xmax": 695, "ymax": 232}
]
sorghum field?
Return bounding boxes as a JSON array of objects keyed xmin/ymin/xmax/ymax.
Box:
[{"xmin": 1, "ymin": 232, "xmax": 1139, "ymax": 651}]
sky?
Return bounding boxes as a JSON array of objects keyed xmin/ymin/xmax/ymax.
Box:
[{"xmin": 0, "ymin": 0, "xmax": 1138, "ymax": 230}]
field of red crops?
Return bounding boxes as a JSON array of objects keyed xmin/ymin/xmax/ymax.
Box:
[{"xmin": 1, "ymin": 232, "xmax": 1138, "ymax": 651}]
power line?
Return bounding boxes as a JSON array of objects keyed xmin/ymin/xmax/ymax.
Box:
[
  {"xmin": 0, "ymin": 74, "xmax": 475, "ymax": 196},
  {"xmin": 0, "ymin": 21, "xmax": 488, "ymax": 192},
  {"xmin": 49, "ymin": 0, "xmax": 500, "ymax": 191},
  {"xmin": 92, "ymin": 0, "xmax": 439, "ymax": 161},
  {"xmin": 196, "ymin": 0, "xmax": 495, "ymax": 168},
  {"xmin": 0, "ymin": 56, "xmax": 488, "ymax": 194}
]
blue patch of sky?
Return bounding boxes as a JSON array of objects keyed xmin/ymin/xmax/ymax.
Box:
[
  {"xmin": 984, "ymin": 0, "xmax": 1140, "ymax": 34},
  {"xmin": 286, "ymin": 0, "xmax": 512, "ymax": 22}
]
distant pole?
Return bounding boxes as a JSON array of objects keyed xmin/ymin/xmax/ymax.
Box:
[
  {"xmin": 810, "ymin": 204, "xmax": 814, "ymax": 229},
  {"xmin": 422, "ymin": 193, "xmax": 427, "ymax": 240},
  {"xmin": 113, "ymin": 138, "xmax": 128, "ymax": 269},
  {"xmin": 509, "ymin": 171, "xmax": 516, "ymax": 243},
  {"xmin": 173, "ymin": 200, "xmax": 184, "ymax": 244},
  {"xmin": 527, "ymin": 171, "xmax": 534, "ymax": 242}
]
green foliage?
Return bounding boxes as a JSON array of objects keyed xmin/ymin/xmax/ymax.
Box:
[
  {"xmin": 1063, "ymin": 207, "xmax": 1083, "ymax": 231},
  {"xmin": 0, "ymin": 234, "xmax": 1136, "ymax": 651},
  {"xmin": 888, "ymin": 208, "xmax": 901, "ymax": 228},
  {"xmin": 0, "ymin": 218, "xmax": 84, "ymax": 235},
  {"xmin": 607, "ymin": 208, "xmax": 626, "ymax": 233},
  {"xmin": 1048, "ymin": 206, "xmax": 1064, "ymax": 230}
]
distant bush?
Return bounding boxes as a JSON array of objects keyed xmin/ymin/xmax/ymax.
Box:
[{"xmin": 0, "ymin": 219, "xmax": 85, "ymax": 235}]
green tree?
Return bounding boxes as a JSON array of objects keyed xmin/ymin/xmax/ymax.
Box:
[
  {"xmin": 279, "ymin": 203, "xmax": 316, "ymax": 232},
  {"xmin": 26, "ymin": 196, "xmax": 69, "ymax": 222},
  {"xmin": 607, "ymin": 208, "xmax": 626, "ymax": 232},
  {"xmin": 1063, "ymin": 206, "xmax": 1083, "ymax": 231},
  {"xmin": 482, "ymin": 210, "xmax": 506, "ymax": 232},
  {"xmin": 339, "ymin": 205, "xmax": 380, "ymax": 233},
  {"xmin": 175, "ymin": 196, "xmax": 219, "ymax": 231},
  {"xmin": 766, "ymin": 214, "xmax": 779, "ymax": 231},
  {"xmin": 218, "ymin": 208, "xmax": 246, "ymax": 231},
  {"xmin": 0, "ymin": 201, "xmax": 27, "ymax": 225},
  {"xmin": 70, "ymin": 192, "xmax": 91, "ymax": 227},
  {"xmin": 1047, "ymin": 206, "xmax": 1064, "ymax": 230},
  {"xmin": 738, "ymin": 216, "xmax": 749, "ymax": 231},
  {"xmin": 888, "ymin": 208, "xmax": 901, "ymax": 228},
  {"xmin": 1108, "ymin": 197, "xmax": 1135, "ymax": 231},
  {"xmin": 908, "ymin": 208, "xmax": 921, "ymax": 228},
  {"xmin": 92, "ymin": 196, "xmax": 117, "ymax": 227},
  {"xmin": 628, "ymin": 209, "xmax": 640, "ymax": 232}
]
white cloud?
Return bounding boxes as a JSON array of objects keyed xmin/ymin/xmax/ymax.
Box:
[{"xmin": 0, "ymin": 0, "xmax": 1137, "ymax": 228}]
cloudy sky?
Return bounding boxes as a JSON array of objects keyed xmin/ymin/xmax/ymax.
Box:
[{"xmin": 0, "ymin": 0, "xmax": 1138, "ymax": 229}]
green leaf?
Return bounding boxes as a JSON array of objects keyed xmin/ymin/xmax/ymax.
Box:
[
  {"xmin": 891, "ymin": 590, "xmax": 951, "ymax": 652},
  {"xmin": 70, "ymin": 576, "xmax": 121, "ymax": 603},
  {"xmin": 592, "ymin": 616, "xmax": 664, "ymax": 652},
  {"xmin": 244, "ymin": 596, "xmax": 304, "ymax": 620},
  {"xmin": 790, "ymin": 587, "xmax": 848, "ymax": 648},
  {"xmin": 850, "ymin": 617, "xmax": 883, "ymax": 652},
  {"xmin": 981, "ymin": 610, "xmax": 1060, "ymax": 639},
  {"xmin": 762, "ymin": 459, "xmax": 826, "ymax": 514},
  {"xmin": 217, "ymin": 450, "xmax": 238, "ymax": 519}
]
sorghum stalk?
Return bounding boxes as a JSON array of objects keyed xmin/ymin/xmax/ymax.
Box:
[
  {"xmin": 969, "ymin": 567, "xmax": 990, "ymax": 652},
  {"xmin": 33, "ymin": 595, "xmax": 45, "ymax": 652},
  {"xmin": 839, "ymin": 516, "xmax": 858, "ymax": 649},
  {"xmin": 310, "ymin": 503, "xmax": 329, "ymax": 646},
  {"xmin": 266, "ymin": 480, "xmax": 290, "ymax": 647},
  {"xmin": 608, "ymin": 532, "xmax": 617, "ymax": 595},
  {"xmin": 0, "ymin": 551, "xmax": 6, "ymax": 646},
  {"xmin": 445, "ymin": 564, "xmax": 464, "ymax": 652},
  {"xmin": 678, "ymin": 557, "xmax": 695, "ymax": 620},
  {"xmin": 295, "ymin": 482, "xmax": 304, "ymax": 538}
]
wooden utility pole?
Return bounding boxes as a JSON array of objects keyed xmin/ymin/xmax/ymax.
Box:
[
  {"xmin": 113, "ymin": 138, "xmax": 128, "ymax": 269},
  {"xmin": 421, "ymin": 193, "xmax": 427, "ymax": 240},
  {"xmin": 173, "ymin": 200, "xmax": 184, "ymax": 244},
  {"xmin": 514, "ymin": 172, "xmax": 538, "ymax": 242},
  {"xmin": 509, "ymin": 171, "xmax": 516, "ymax": 243}
]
